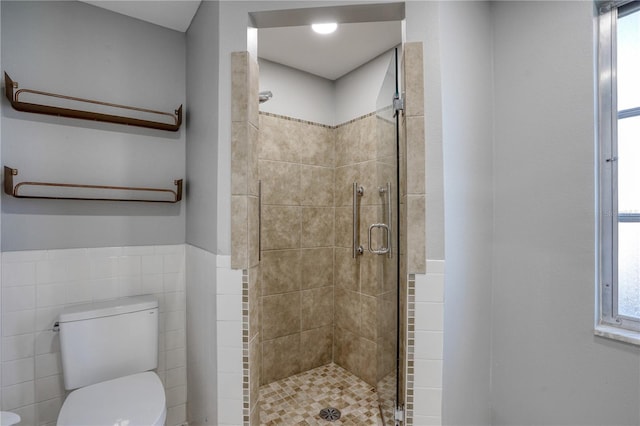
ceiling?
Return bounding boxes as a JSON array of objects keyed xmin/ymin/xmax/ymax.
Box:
[
  {"xmin": 81, "ymin": 0, "xmax": 201, "ymax": 33},
  {"xmin": 258, "ymin": 21, "xmax": 402, "ymax": 81},
  {"xmin": 81, "ymin": 1, "xmax": 402, "ymax": 81}
]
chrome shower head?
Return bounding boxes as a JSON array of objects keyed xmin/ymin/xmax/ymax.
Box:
[{"xmin": 259, "ymin": 91, "xmax": 273, "ymax": 104}]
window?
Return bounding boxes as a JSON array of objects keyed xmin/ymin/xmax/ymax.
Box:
[{"xmin": 599, "ymin": 1, "xmax": 640, "ymax": 337}]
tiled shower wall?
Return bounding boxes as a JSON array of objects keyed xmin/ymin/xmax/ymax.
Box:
[
  {"xmin": 258, "ymin": 111, "xmax": 397, "ymax": 388},
  {"xmin": 0, "ymin": 244, "xmax": 187, "ymax": 426},
  {"xmin": 258, "ymin": 112, "xmax": 335, "ymax": 384}
]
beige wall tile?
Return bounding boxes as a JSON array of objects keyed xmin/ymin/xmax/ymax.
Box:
[
  {"xmin": 260, "ymin": 250, "xmax": 301, "ymax": 296},
  {"xmin": 249, "ymin": 335, "xmax": 261, "ymax": 414},
  {"xmin": 248, "ymin": 56, "xmax": 259, "ymax": 128},
  {"xmin": 404, "ymin": 42, "xmax": 424, "ymax": 117},
  {"xmin": 406, "ymin": 116, "xmax": 426, "ymax": 195},
  {"xmin": 334, "ymin": 287, "xmax": 360, "ymax": 335},
  {"xmin": 300, "ymin": 165, "xmax": 334, "ymax": 207},
  {"xmin": 300, "ymin": 326, "xmax": 333, "ymax": 372},
  {"xmin": 334, "ymin": 165, "xmax": 360, "ymax": 207},
  {"xmin": 231, "ymin": 195, "xmax": 248, "ymax": 269},
  {"xmin": 333, "ymin": 326, "xmax": 359, "ymax": 376},
  {"xmin": 262, "ymin": 292, "xmax": 300, "ymax": 340},
  {"xmin": 334, "ymin": 248, "xmax": 358, "ymax": 292},
  {"xmin": 360, "ymin": 294, "xmax": 377, "ymax": 342},
  {"xmin": 231, "ymin": 122, "xmax": 248, "ymax": 196},
  {"xmin": 407, "ymin": 194, "xmax": 426, "ymax": 273},
  {"xmin": 301, "ymin": 286, "xmax": 333, "ymax": 330},
  {"xmin": 358, "ymin": 337, "xmax": 377, "ymax": 386},
  {"xmin": 261, "ymin": 206, "xmax": 300, "ymax": 250},
  {"xmin": 301, "ymin": 207, "xmax": 334, "ymax": 248},
  {"xmin": 259, "ymin": 160, "xmax": 300, "ymax": 206},
  {"xmin": 231, "ymin": 52, "xmax": 248, "ymax": 123},
  {"xmin": 298, "ymin": 124, "xmax": 334, "ymax": 167},
  {"xmin": 248, "ymin": 266, "xmax": 261, "ymax": 341},
  {"xmin": 262, "ymin": 334, "xmax": 300, "ymax": 384},
  {"xmin": 334, "ymin": 207, "xmax": 352, "ymax": 249},
  {"xmin": 376, "ymin": 116, "xmax": 396, "ymax": 160},
  {"xmin": 360, "ymin": 254, "xmax": 381, "ymax": 297},
  {"xmin": 248, "ymin": 196, "xmax": 260, "ymax": 268},
  {"xmin": 248, "ymin": 123, "xmax": 260, "ymax": 197},
  {"xmin": 259, "ymin": 114, "xmax": 299, "ymax": 163},
  {"xmin": 300, "ymin": 248, "xmax": 334, "ymax": 289},
  {"xmin": 360, "ymin": 115, "xmax": 378, "ymax": 161}
]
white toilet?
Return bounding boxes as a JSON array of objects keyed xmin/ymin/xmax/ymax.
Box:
[{"xmin": 56, "ymin": 295, "xmax": 167, "ymax": 426}]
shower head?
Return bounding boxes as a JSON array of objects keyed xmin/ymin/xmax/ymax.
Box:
[{"xmin": 259, "ymin": 91, "xmax": 273, "ymax": 104}]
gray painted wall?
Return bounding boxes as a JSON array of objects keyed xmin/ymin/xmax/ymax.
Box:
[
  {"xmin": 1, "ymin": 1, "xmax": 186, "ymax": 251},
  {"xmin": 440, "ymin": 2, "xmax": 493, "ymax": 424},
  {"xmin": 186, "ymin": 0, "xmax": 219, "ymax": 254},
  {"xmin": 491, "ymin": 1, "xmax": 640, "ymax": 424}
]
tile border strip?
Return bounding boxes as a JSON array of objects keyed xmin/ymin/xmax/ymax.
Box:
[
  {"xmin": 258, "ymin": 110, "xmax": 379, "ymax": 130},
  {"xmin": 405, "ymin": 274, "xmax": 416, "ymax": 426},
  {"xmin": 242, "ymin": 268, "xmax": 250, "ymax": 425}
]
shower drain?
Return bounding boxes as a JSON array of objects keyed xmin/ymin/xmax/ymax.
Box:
[{"xmin": 319, "ymin": 407, "xmax": 342, "ymax": 422}]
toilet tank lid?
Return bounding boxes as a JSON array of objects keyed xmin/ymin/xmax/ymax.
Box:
[{"xmin": 58, "ymin": 295, "xmax": 158, "ymax": 323}]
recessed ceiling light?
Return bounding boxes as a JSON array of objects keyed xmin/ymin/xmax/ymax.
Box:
[{"xmin": 312, "ymin": 22, "xmax": 338, "ymax": 35}]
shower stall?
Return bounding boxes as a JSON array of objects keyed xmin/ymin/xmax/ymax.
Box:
[
  {"xmin": 254, "ymin": 50, "xmax": 401, "ymax": 425},
  {"xmin": 230, "ymin": 35, "xmax": 427, "ymax": 424}
]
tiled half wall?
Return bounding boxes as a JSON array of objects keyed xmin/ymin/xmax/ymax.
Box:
[{"xmin": 0, "ymin": 245, "xmax": 187, "ymax": 426}]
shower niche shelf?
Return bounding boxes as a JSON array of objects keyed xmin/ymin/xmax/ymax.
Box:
[
  {"xmin": 4, "ymin": 166, "xmax": 183, "ymax": 203},
  {"xmin": 4, "ymin": 72, "xmax": 182, "ymax": 132}
]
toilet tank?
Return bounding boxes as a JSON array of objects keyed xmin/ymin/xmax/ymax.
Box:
[{"xmin": 58, "ymin": 295, "xmax": 159, "ymax": 390}]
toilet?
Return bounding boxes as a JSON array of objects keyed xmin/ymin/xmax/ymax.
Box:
[{"xmin": 56, "ymin": 295, "xmax": 166, "ymax": 426}]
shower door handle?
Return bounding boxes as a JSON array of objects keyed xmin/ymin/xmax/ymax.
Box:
[
  {"xmin": 368, "ymin": 223, "xmax": 391, "ymax": 255},
  {"xmin": 353, "ymin": 182, "xmax": 364, "ymax": 258}
]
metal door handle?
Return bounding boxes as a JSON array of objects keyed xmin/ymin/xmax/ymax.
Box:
[
  {"xmin": 368, "ymin": 223, "xmax": 390, "ymax": 255},
  {"xmin": 353, "ymin": 182, "xmax": 364, "ymax": 258}
]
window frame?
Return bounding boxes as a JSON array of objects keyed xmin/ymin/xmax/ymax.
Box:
[{"xmin": 598, "ymin": 1, "xmax": 640, "ymax": 335}]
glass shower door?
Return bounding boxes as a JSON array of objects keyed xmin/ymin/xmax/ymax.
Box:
[{"xmin": 374, "ymin": 48, "xmax": 400, "ymax": 425}]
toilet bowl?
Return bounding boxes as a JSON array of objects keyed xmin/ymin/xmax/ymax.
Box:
[{"xmin": 57, "ymin": 372, "xmax": 166, "ymax": 426}]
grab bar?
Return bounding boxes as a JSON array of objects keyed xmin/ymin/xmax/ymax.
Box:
[
  {"xmin": 353, "ymin": 182, "xmax": 364, "ymax": 258},
  {"xmin": 384, "ymin": 182, "xmax": 392, "ymax": 257}
]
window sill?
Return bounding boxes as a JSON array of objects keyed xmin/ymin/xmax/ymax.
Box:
[{"xmin": 594, "ymin": 324, "xmax": 640, "ymax": 346}]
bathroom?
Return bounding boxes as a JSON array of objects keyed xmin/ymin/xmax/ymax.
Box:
[{"xmin": 1, "ymin": 1, "xmax": 640, "ymax": 426}]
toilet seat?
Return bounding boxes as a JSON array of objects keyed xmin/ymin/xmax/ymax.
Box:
[{"xmin": 57, "ymin": 371, "xmax": 166, "ymax": 426}]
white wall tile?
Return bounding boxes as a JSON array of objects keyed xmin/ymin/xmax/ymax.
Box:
[
  {"xmin": 415, "ymin": 273, "xmax": 444, "ymax": 303},
  {"xmin": 163, "ymin": 254, "xmax": 185, "ymax": 274},
  {"xmin": 89, "ymin": 257, "xmax": 118, "ymax": 280},
  {"xmin": 413, "ymin": 415, "xmax": 442, "ymax": 425},
  {"xmin": 166, "ymin": 347, "xmax": 187, "ymax": 370},
  {"xmin": 2, "ymin": 286, "xmax": 35, "ymax": 312},
  {"xmin": 165, "ymin": 367, "xmax": 187, "ymax": 388},
  {"xmin": 35, "ymin": 352, "xmax": 61, "ymax": 379},
  {"xmin": 3, "ymin": 310, "xmax": 35, "ymax": 337},
  {"xmin": 35, "ymin": 331, "xmax": 59, "ymax": 356},
  {"xmin": 217, "ymin": 372, "xmax": 243, "ymax": 399},
  {"xmin": 35, "ymin": 375, "xmax": 64, "ymax": 402},
  {"xmin": 91, "ymin": 278, "xmax": 119, "ymax": 301},
  {"xmin": 218, "ymin": 347, "xmax": 242, "ymax": 374},
  {"xmin": 36, "ymin": 283, "xmax": 66, "ymax": 308},
  {"xmin": 2, "ymin": 262, "xmax": 37, "ymax": 287},
  {"xmin": 414, "ymin": 359, "xmax": 443, "ymax": 388},
  {"xmin": 12, "ymin": 402, "xmax": 35, "ymax": 425},
  {"xmin": 2, "ymin": 381, "xmax": 35, "ymax": 409},
  {"xmin": 217, "ymin": 320, "xmax": 242, "ymax": 348},
  {"xmin": 164, "ymin": 272, "xmax": 185, "ymax": 293},
  {"xmin": 2, "ymin": 251, "xmax": 47, "ymax": 264},
  {"xmin": 413, "ymin": 387, "xmax": 443, "ymax": 417},
  {"xmin": 117, "ymin": 256, "xmax": 141, "ymax": 277},
  {"xmin": 165, "ymin": 292, "xmax": 186, "ymax": 312},
  {"xmin": 165, "ymin": 330, "xmax": 186, "ymax": 351},
  {"xmin": 164, "ymin": 310, "xmax": 185, "ymax": 332},
  {"xmin": 36, "ymin": 397, "xmax": 62, "ymax": 425},
  {"xmin": 218, "ymin": 397, "xmax": 243, "ymax": 425},
  {"xmin": 2, "ymin": 334, "xmax": 35, "ymax": 361},
  {"xmin": 415, "ymin": 302, "xmax": 444, "ymax": 331},
  {"xmin": 64, "ymin": 281, "xmax": 92, "ymax": 305},
  {"xmin": 141, "ymin": 255, "xmax": 163, "ymax": 275},
  {"xmin": 118, "ymin": 276, "xmax": 143, "ymax": 297},
  {"xmin": 166, "ymin": 384, "xmax": 187, "ymax": 407},
  {"xmin": 414, "ymin": 331, "xmax": 443, "ymax": 360},
  {"xmin": 2, "ymin": 358, "xmax": 34, "ymax": 386},
  {"xmin": 166, "ymin": 403, "xmax": 187, "ymax": 426},
  {"xmin": 216, "ymin": 255, "xmax": 231, "ymax": 269},
  {"xmin": 216, "ymin": 294, "xmax": 242, "ymax": 321}
]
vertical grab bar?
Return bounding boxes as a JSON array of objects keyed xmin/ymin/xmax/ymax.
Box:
[
  {"xmin": 386, "ymin": 182, "xmax": 392, "ymax": 258},
  {"xmin": 353, "ymin": 182, "xmax": 364, "ymax": 258}
]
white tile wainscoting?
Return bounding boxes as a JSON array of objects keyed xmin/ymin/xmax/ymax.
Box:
[{"xmin": 0, "ymin": 245, "xmax": 187, "ymax": 426}]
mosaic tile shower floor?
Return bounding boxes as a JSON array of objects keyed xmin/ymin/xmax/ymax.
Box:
[{"xmin": 259, "ymin": 363, "xmax": 385, "ymax": 425}]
